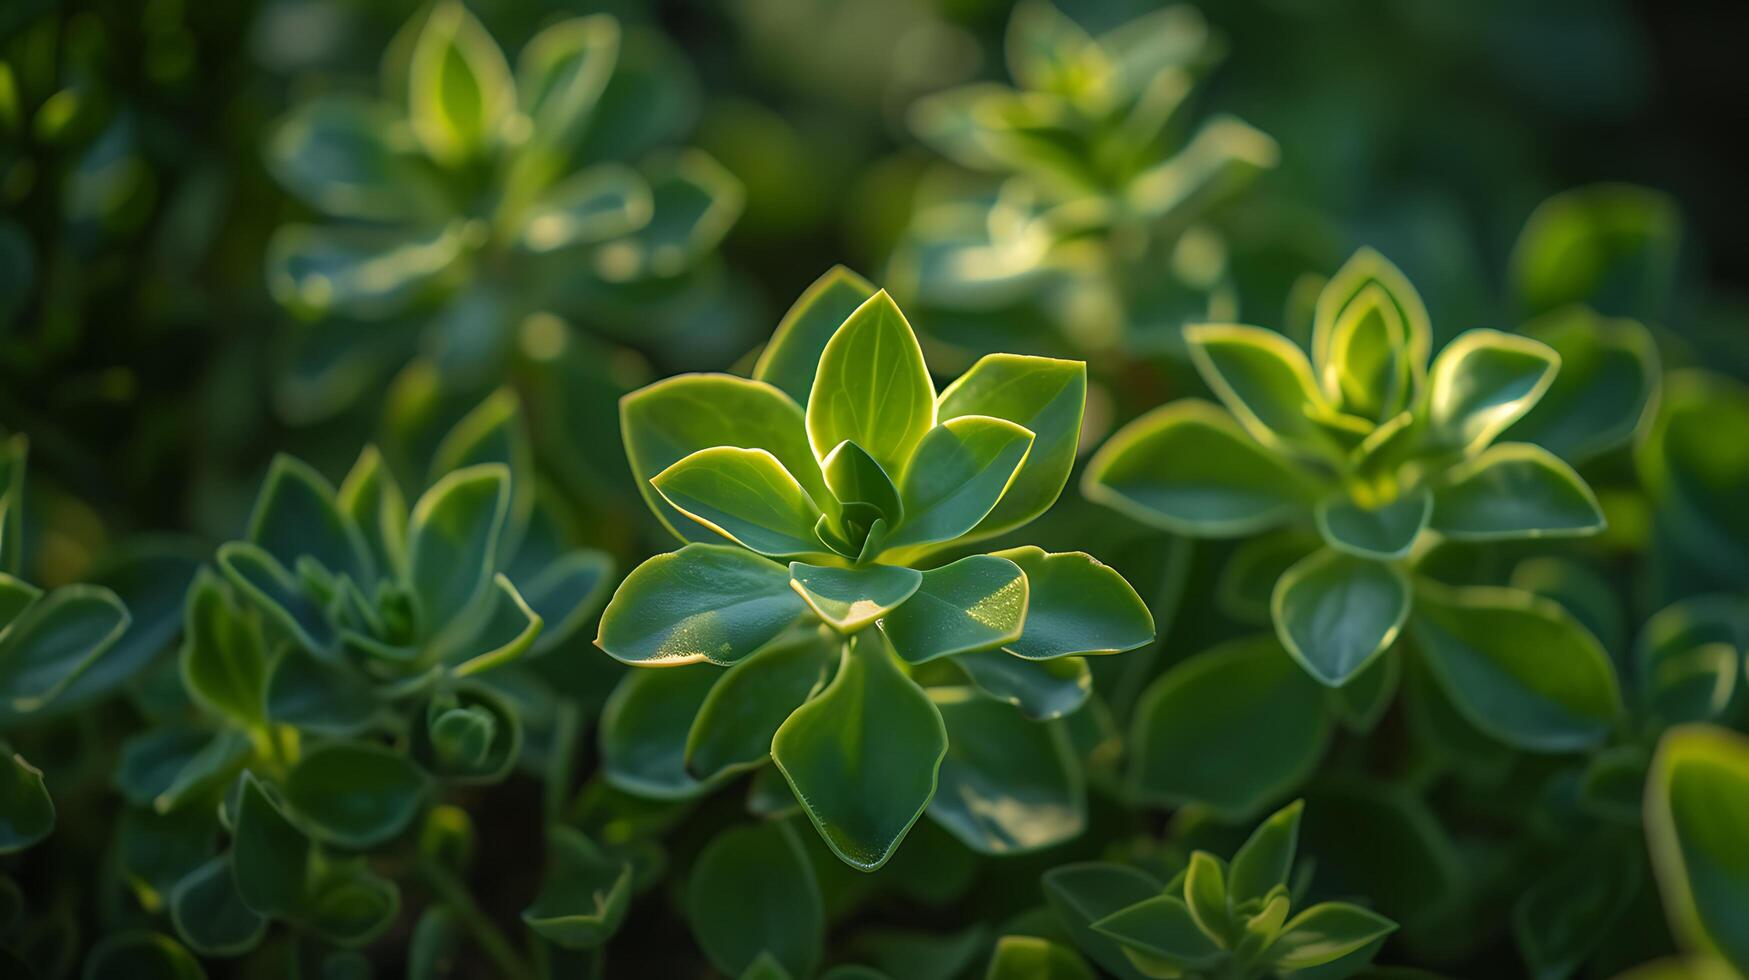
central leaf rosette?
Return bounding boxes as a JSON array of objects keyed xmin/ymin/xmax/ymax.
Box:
[{"xmin": 598, "ymin": 268, "xmax": 1154, "ymax": 870}]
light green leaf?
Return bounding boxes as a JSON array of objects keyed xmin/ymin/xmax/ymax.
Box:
[
  {"xmin": 169, "ymin": 855, "xmax": 267, "ymax": 957},
  {"xmin": 983, "ymin": 935, "xmax": 1097, "ymax": 980},
  {"xmin": 598, "ymin": 664, "xmax": 722, "ymax": 799},
  {"xmin": 1645, "ymin": 725, "xmax": 1749, "ymax": 976},
  {"xmin": 885, "ymin": 416, "xmax": 1034, "ymax": 553},
  {"xmin": 179, "ymin": 569, "xmax": 267, "ymax": 728},
  {"xmin": 993, "ymin": 547, "xmax": 1153, "ymax": 660},
  {"xmin": 1311, "ymin": 248, "xmax": 1431, "ymax": 405},
  {"xmin": 408, "ymin": 0, "xmax": 515, "ymax": 165},
  {"xmin": 284, "ymin": 740, "xmax": 432, "ymax": 848},
  {"xmin": 685, "ymin": 633, "xmax": 835, "ymax": 781},
  {"xmin": 805, "ymin": 291, "xmax": 937, "ymax": 479},
  {"xmin": 596, "ymin": 545, "xmax": 806, "ymax": 666},
  {"xmin": 1314, "ymin": 488, "xmax": 1430, "ymax": 561},
  {"xmin": 1091, "ymin": 896, "xmax": 1224, "ymax": 972},
  {"xmin": 621, "ymin": 374, "xmax": 829, "ymax": 546},
  {"xmin": 771, "ymin": 632, "xmax": 946, "ymax": 871},
  {"xmin": 653, "ymin": 447, "xmax": 827, "ymax": 558},
  {"xmin": 1272, "ymin": 549, "xmax": 1409, "ymax": 687},
  {"xmin": 522, "ymin": 826, "xmax": 633, "ymax": 950},
  {"xmin": 1316, "ymin": 282, "xmax": 1413, "ymax": 421},
  {"xmin": 513, "ymin": 14, "xmax": 621, "ymax": 164},
  {"xmin": 1185, "ymin": 324, "xmax": 1335, "ymax": 458},
  {"xmin": 1410, "ymin": 582, "xmax": 1621, "ymax": 752},
  {"xmin": 1425, "ymin": 329, "xmax": 1559, "ymax": 456},
  {"xmin": 880, "ymin": 555, "xmax": 1028, "ymax": 665},
  {"xmin": 955, "ymin": 651, "xmax": 1089, "ymax": 721},
  {"xmin": 755, "ymin": 266, "xmax": 878, "ymax": 406},
  {"xmin": 1431, "ymin": 443, "xmax": 1605, "ymax": 540},
  {"xmin": 927, "ymin": 688, "xmax": 1083, "ymax": 854},
  {"xmin": 1510, "ymin": 183, "xmax": 1678, "ymax": 319},
  {"xmin": 407, "ymin": 464, "xmax": 510, "ymax": 640},
  {"xmin": 337, "ymin": 446, "xmax": 408, "ymax": 583},
  {"xmin": 938, "ymin": 354, "xmax": 1086, "ymax": 542},
  {"xmin": 1227, "ymin": 799, "xmax": 1303, "ymax": 908},
  {"xmin": 789, "ymin": 563, "xmax": 921, "ymax": 633},
  {"xmin": 0, "ymin": 751, "xmax": 52, "ymax": 853},
  {"xmin": 1638, "ymin": 371, "xmax": 1749, "ymax": 581},
  {"xmin": 1131, "ymin": 635, "xmax": 1331, "ymax": 818},
  {"xmin": 517, "ymin": 165, "xmax": 652, "ymax": 252},
  {"xmin": 428, "ymin": 388, "xmax": 535, "ymax": 553},
  {"xmin": 0, "ymin": 583, "xmax": 131, "ymax": 713},
  {"xmin": 822, "ymin": 440, "xmax": 903, "ymax": 526},
  {"xmin": 687, "ymin": 821, "xmax": 824, "ymax": 978},
  {"xmin": 1265, "ymin": 903, "xmax": 1396, "ymax": 971},
  {"xmin": 1184, "ymin": 852, "xmax": 1231, "ymax": 945},
  {"xmin": 1083, "ymin": 400, "xmax": 1317, "ymax": 537}
]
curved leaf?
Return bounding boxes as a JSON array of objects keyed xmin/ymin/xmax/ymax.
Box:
[
  {"xmin": 1645, "ymin": 725, "xmax": 1749, "ymax": 975},
  {"xmin": 993, "ymin": 547, "xmax": 1153, "ymax": 660},
  {"xmin": 926, "ymin": 688, "xmax": 1084, "ymax": 854},
  {"xmin": 755, "ymin": 266, "xmax": 879, "ymax": 406},
  {"xmin": 597, "ymin": 545, "xmax": 806, "ymax": 666},
  {"xmin": 880, "ymin": 555, "xmax": 1028, "ymax": 664},
  {"xmin": 0, "ymin": 584, "xmax": 130, "ymax": 713},
  {"xmin": 1185, "ymin": 324, "xmax": 1334, "ymax": 458},
  {"xmin": 686, "ymin": 633, "xmax": 835, "ymax": 781},
  {"xmin": 687, "ymin": 822, "xmax": 824, "ymax": 977},
  {"xmin": 955, "ymin": 650, "xmax": 1089, "ymax": 721},
  {"xmin": 653, "ymin": 447, "xmax": 827, "ymax": 558},
  {"xmin": 789, "ymin": 563, "xmax": 921, "ymax": 632},
  {"xmin": 1314, "ymin": 488, "xmax": 1431, "ymax": 561},
  {"xmin": 885, "ymin": 416, "xmax": 1033, "ymax": 553},
  {"xmin": 0, "ymin": 751, "xmax": 52, "ymax": 853},
  {"xmin": 284, "ymin": 740, "xmax": 432, "ymax": 848},
  {"xmin": 599, "ymin": 663, "xmax": 723, "ymax": 800},
  {"xmin": 1272, "ymin": 549, "xmax": 1409, "ymax": 687},
  {"xmin": 806, "ymin": 291, "xmax": 937, "ymax": 479},
  {"xmin": 1431, "ymin": 442, "xmax": 1604, "ymax": 540},
  {"xmin": 408, "ymin": 0, "xmax": 514, "ymax": 165},
  {"xmin": 1425, "ymin": 329, "xmax": 1559, "ymax": 456}
]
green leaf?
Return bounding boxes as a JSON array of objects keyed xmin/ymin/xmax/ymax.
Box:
[
  {"xmin": 1311, "ymin": 248, "xmax": 1431, "ymax": 407},
  {"xmin": 927, "ymin": 688, "xmax": 1083, "ymax": 854},
  {"xmin": 1185, "ymin": 324, "xmax": 1335, "ymax": 458},
  {"xmin": 1638, "ymin": 371, "xmax": 1749, "ymax": 581},
  {"xmin": 115, "ymin": 727, "xmax": 251, "ymax": 815},
  {"xmin": 179, "ymin": 570, "xmax": 267, "ymax": 728},
  {"xmin": 233, "ymin": 772, "xmax": 311, "ymax": 919},
  {"xmin": 449, "ymin": 574, "xmax": 544, "ymax": 676},
  {"xmin": 1265, "ymin": 903, "xmax": 1396, "ymax": 971},
  {"xmin": 599, "ymin": 664, "xmax": 722, "ymax": 799},
  {"xmin": 0, "ymin": 751, "xmax": 52, "ymax": 853},
  {"xmin": 1272, "ymin": 549, "xmax": 1409, "ymax": 687},
  {"xmin": 522, "ymin": 826, "xmax": 633, "ymax": 950},
  {"xmin": 1505, "ymin": 306, "xmax": 1660, "ymax": 462},
  {"xmin": 1410, "ymin": 582, "xmax": 1621, "ymax": 752},
  {"xmin": 955, "ymin": 651, "xmax": 1090, "ymax": 721},
  {"xmin": 409, "ymin": 906, "xmax": 460, "ymax": 980},
  {"xmin": 1431, "ymin": 443, "xmax": 1605, "ymax": 540},
  {"xmin": 993, "ymin": 547, "xmax": 1153, "ymax": 660},
  {"xmin": 1041, "ymin": 863, "xmax": 1164, "ymax": 980},
  {"xmin": 265, "ymin": 223, "xmax": 465, "ymax": 321},
  {"xmin": 1510, "ymin": 183, "xmax": 1678, "ymax": 319},
  {"xmin": 428, "ymin": 389, "xmax": 536, "ymax": 553},
  {"xmin": 515, "ymin": 14, "xmax": 619, "ymax": 158},
  {"xmin": 284, "ymin": 740, "xmax": 432, "ymax": 848},
  {"xmin": 1425, "ymin": 329, "xmax": 1559, "ymax": 456},
  {"xmin": 248, "ymin": 454, "xmax": 370, "ymax": 586},
  {"xmin": 522, "ymin": 549, "xmax": 614, "ymax": 654},
  {"xmin": 806, "ymin": 291, "xmax": 937, "ymax": 479},
  {"xmin": 266, "ymin": 647, "xmax": 380, "ymax": 735},
  {"xmin": 169, "ymin": 854, "xmax": 267, "ymax": 957},
  {"xmin": 216, "ymin": 542, "xmax": 332, "ymax": 654},
  {"xmin": 1327, "ymin": 650, "xmax": 1400, "ymax": 735},
  {"xmin": 771, "ymin": 632, "xmax": 946, "ymax": 871},
  {"xmin": 881, "ymin": 555, "xmax": 1028, "ymax": 665},
  {"xmin": 686, "ymin": 633, "xmax": 834, "ymax": 780},
  {"xmin": 408, "ymin": 0, "xmax": 514, "ymax": 165},
  {"xmin": 822, "ymin": 440, "xmax": 903, "ymax": 526},
  {"xmin": 1645, "ymin": 726, "xmax": 1749, "ymax": 976},
  {"xmin": 1636, "ymin": 596, "xmax": 1749, "ymax": 728},
  {"xmin": 687, "ymin": 821, "xmax": 824, "ymax": 977},
  {"xmin": 518, "ymin": 164, "xmax": 651, "ymax": 252},
  {"xmin": 652, "ymin": 447, "xmax": 827, "ymax": 558},
  {"xmin": 1314, "ymin": 488, "xmax": 1431, "ymax": 561},
  {"xmin": 308, "ymin": 859, "xmax": 401, "ymax": 948},
  {"xmin": 1131, "ymin": 635, "xmax": 1331, "ymax": 818},
  {"xmin": 1316, "ymin": 282, "xmax": 1414, "ymax": 421},
  {"xmin": 755, "ymin": 266, "xmax": 879, "ymax": 406},
  {"xmin": 983, "ymin": 935, "xmax": 1097, "ymax": 980},
  {"xmin": 885, "ymin": 416, "xmax": 1034, "ymax": 553},
  {"xmin": 83, "ymin": 932, "xmax": 207, "ymax": 980},
  {"xmin": 0, "ymin": 584, "xmax": 130, "ymax": 713},
  {"xmin": 1228, "ymin": 799, "xmax": 1303, "ymax": 908},
  {"xmin": 938, "ymin": 354, "xmax": 1087, "ymax": 542},
  {"xmin": 265, "ymin": 95, "xmax": 442, "ymax": 222},
  {"xmin": 1083, "ymin": 400, "xmax": 1316, "ymax": 537},
  {"xmin": 412, "ymin": 684, "xmax": 522, "ymax": 783},
  {"xmin": 1512, "ymin": 840, "xmax": 1641, "ymax": 980},
  {"xmin": 597, "ymin": 545, "xmax": 806, "ymax": 666},
  {"xmin": 337, "ymin": 446, "xmax": 408, "ymax": 583},
  {"xmin": 407, "ymin": 464, "xmax": 510, "ymax": 640},
  {"xmin": 1092, "ymin": 896, "xmax": 1224, "ymax": 972},
  {"xmin": 622, "ymin": 374, "xmax": 829, "ymax": 545},
  {"xmin": 1184, "ymin": 852, "xmax": 1231, "ymax": 946},
  {"xmin": 789, "ymin": 563, "xmax": 921, "ymax": 632}
]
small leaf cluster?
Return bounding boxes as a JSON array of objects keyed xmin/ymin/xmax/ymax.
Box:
[
  {"xmin": 1087, "ymin": 247, "xmax": 1636, "ymax": 753},
  {"xmin": 891, "ymin": 1, "xmax": 1277, "ymax": 357},
  {"xmin": 264, "ymin": 1, "xmax": 742, "ymax": 410},
  {"xmin": 597, "ymin": 268, "xmax": 1154, "ymax": 869},
  {"xmin": 1005, "ymin": 800, "xmax": 1394, "ymax": 980}
]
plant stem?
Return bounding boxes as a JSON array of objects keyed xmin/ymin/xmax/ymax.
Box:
[{"xmin": 420, "ymin": 860, "xmax": 535, "ymax": 980}]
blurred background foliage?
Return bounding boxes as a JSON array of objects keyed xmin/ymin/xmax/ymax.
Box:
[{"xmin": 5, "ymin": 0, "xmax": 1749, "ymax": 976}]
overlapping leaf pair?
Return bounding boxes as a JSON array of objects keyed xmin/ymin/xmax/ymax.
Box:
[
  {"xmin": 264, "ymin": 1, "xmax": 741, "ymax": 415},
  {"xmin": 597, "ymin": 268, "xmax": 1153, "ymax": 869},
  {"xmin": 1088, "ymin": 248, "xmax": 1629, "ymax": 753},
  {"xmin": 891, "ymin": 2, "xmax": 1277, "ymax": 357},
  {"xmin": 104, "ymin": 392, "xmax": 615, "ymax": 962},
  {"xmin": 1021, "ymin": 800, "xmax": 1396, "ymax": 979}
]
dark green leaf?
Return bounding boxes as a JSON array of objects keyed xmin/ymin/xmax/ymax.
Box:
[
  {"xmin": 993, "ymin": 547, "xmax": 1153, "ymax": 660},
  {"xmin": 789, "ymin": 563, "xmax": 921, "ymax": 632},
  {"xmin": 246, "ymin": 454, "xmax": 370, "ymax": 586},
  {"xmin": 599, "ymin": 663, "xmax": 722, "ymax": 799},
  {"xmin": 927, "ymin": 689, "xmax": 1083, "ymax": 854},
  {"xmin": 1425, "ymin": 329, "xmax": 1559, "ymax": 455},
  {"xmin": 1041, "ymin": 863, "xmax": 1163, "ymax": 980},
  {"xmin": 1314, "ymin": 489, "xmax": 1430, "ymax": 561},
  {"xmin": 686, "ymin": 633, "xmax": 835, "ymax": 781},
  {"xmin": 1266, "ymin": 903, "xmax": 1396, "ymax": 971},
  {"xmin": 169, "ymin": 855, "xmax": 267, "ymax": 957},
  {"xmin": 407, "ymin": 464, "xmax": 510, "ymax": 639},
  {"xmin": 179, "ymin": 569, "xmax": 267, "ymax": 728},
  {"xmin": 938, "ymin": 354, "xmax": 1087, "ymax": 542},
  {"xmin": 0, "ymin": 751, "xmax": 52, "ymax": 853},
  {"xmin": 83, "ymin": 931, "xmax": 207, "ymax": 980},
  {"xmin": 881, "ymin": 555, "xmax": 1027, "ymax": 664},
  {"xmin": 597, "ymin": 545, "xmax": 806, "ymax": 666},
  {"xmin": 1645, "ymin": 726, "xmax": 1749, "ymax": 975},
  {"xmin": 0, "ymin": 584, "xmax": 130, "ymax": 713},
  {"xmin": 687, "ymin": 821, "xmax": 823, "ymax": 977},
  {"xmin": 1431, "ymin": 443, "xmax": 1604, "ymax": 540},
  {"xmin": 955, "ymin": 651, "xmax": 1090, "ymax": 721},
  {"xmin": 284, "ymin": 740, "xmax": 431, "ymax": 848},
  {"xmin": 522, "ymin": 826, "xmax": 633, "ymax": 949},
  {"xmin": 1272, "ymin": 549, "xmax": 1409, "ymax": 687},
  {"xmin": 885, "ymin": 416, "xmax": 1034, "ymax": 554}
]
